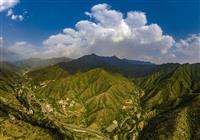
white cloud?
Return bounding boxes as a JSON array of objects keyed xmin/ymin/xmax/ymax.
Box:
[
  {"xmin": 172, "ymin": 34, "xmax": 200, "ymax": 63},
  {"xmin": 2, "ymin": 1, "xmax": 25, "ymax": 22},
  {"xmin": 7, "ymin": 41, "xmax": 40, "ymax": 58},
  {"xmin": 0, "ymin": 0, "xmax": 19, "ymax": 12},
  {"xmin": 40, "ymin": 3, "xmax": 175, "ymax": 63},
  {"xmin": 11, "ymin": 14, "xmax": 17, "ymax": 20},
  {"xmin": 10, "ymin": 13, "xmax": 23, "ymax": 21},
  {"xmin": 7, "ymin": 9, "xmax": 13, "ymax": 16},
  {"xmin": 7, "ymin": 9, "xmax": 24, "ymax": 21},
  {"xmin": 125, "ymin": 11, "xmax": 147, "ymax": 28},
  {"xmin": 6, "ymin": 3, "xmax": 200, "ymax": 63},
  {"xmin": 18, "ymin": 15, "xmax": 23, "ymax": 20},
  {"xmin": 90, "ymin": 3, "xmax": 123, "ymax": 27}
]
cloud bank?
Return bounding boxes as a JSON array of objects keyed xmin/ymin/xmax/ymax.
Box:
[{"xmin": 3, "ymin": 3, "xmax": 200, "ymax": 63}]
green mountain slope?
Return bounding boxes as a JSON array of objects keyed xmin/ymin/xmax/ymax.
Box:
[
  {"xmin": 30, "ymin": 68, "xmax": 145, "ymax": 139},
  {"xmin": 0, "ymin": 64, "xmax": 67, "ymax": 139},
  {"xmin": 0, "ymin": 64, "xmax": 146, "ymax": 139},
  {"xmin": 25, "ymin": 61, "xmax": 200, "ymax": 140},
  {"xmin": 139, "ymin": 93, "xmax": 200, "ymax": 140},
  {"xmin": 137, "ymin": 63, "xmax": 200, "ymax": 140},
  {"xmin": 137, "ymin": 63, "xmax": 200, "ymax": 111},
  {"xmin": 27, "ymin": 65, "xmax": 69, "ymax": 83}
]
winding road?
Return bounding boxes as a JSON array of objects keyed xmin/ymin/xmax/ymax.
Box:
[{"xmin": 20, "ymin": 77, "xmax": 110, "ymax": 140}]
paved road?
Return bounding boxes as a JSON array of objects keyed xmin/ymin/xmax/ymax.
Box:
[{"xmin": 48, "ymin": 115, "xmax": 110, "ymax": 140}]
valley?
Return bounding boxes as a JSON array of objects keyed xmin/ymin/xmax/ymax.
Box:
[{"xmin": 0, "ymin": 55, "xmax": 199, "ymax": 140}]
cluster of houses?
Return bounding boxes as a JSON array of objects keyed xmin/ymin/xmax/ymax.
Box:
[{"xmin": 58, "ymin": 98, "xmax": 76, "ymax": 112}]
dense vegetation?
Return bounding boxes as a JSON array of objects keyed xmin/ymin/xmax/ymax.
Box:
[{"xmin": 0, "ymin": 55, "xmax": 199, "ymax": 139}]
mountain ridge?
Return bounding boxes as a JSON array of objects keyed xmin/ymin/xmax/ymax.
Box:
[
  {"xmin": 56, "ymin": 54, "xmax": 160, "ymax": 77},
  {"xmin": 14, "ymin": 57, "xmax": 72, "ymax": 71}
]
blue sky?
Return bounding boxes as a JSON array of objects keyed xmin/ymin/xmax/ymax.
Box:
[
  {"xmin": 0, "ymin": 0, "xmax": 200, "ymax": 63},
  {"xmin": 2, "ymin": 0, "xmax": 200, "ymax": 44}
]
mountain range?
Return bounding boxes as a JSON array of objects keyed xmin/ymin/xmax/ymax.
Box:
[
  {"xmin": 0, "ymin": 54, "xmax": 199, "ymax": 140},
  {"xmin": 14, "ymin": 57, "xmax": 72, "ymax": 71}
]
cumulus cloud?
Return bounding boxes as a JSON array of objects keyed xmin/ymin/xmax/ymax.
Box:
[
  {"xmin": 0, "ymin": 0, "xmax": 19, "ymax": 12},
  {"xmin": 6, "ymin": 3, "xmax": 200, "ymax": 63},
  {"xmin": 90, "ymin": 3, "xmax": 123, "ymax": 27},
  {"xmin": 40, "ymin": 3, "xmax": 175, "ymax": 63},
  {"xmin": 125, "ymin": 11, "xmax": 147, "ymax": 28}
]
